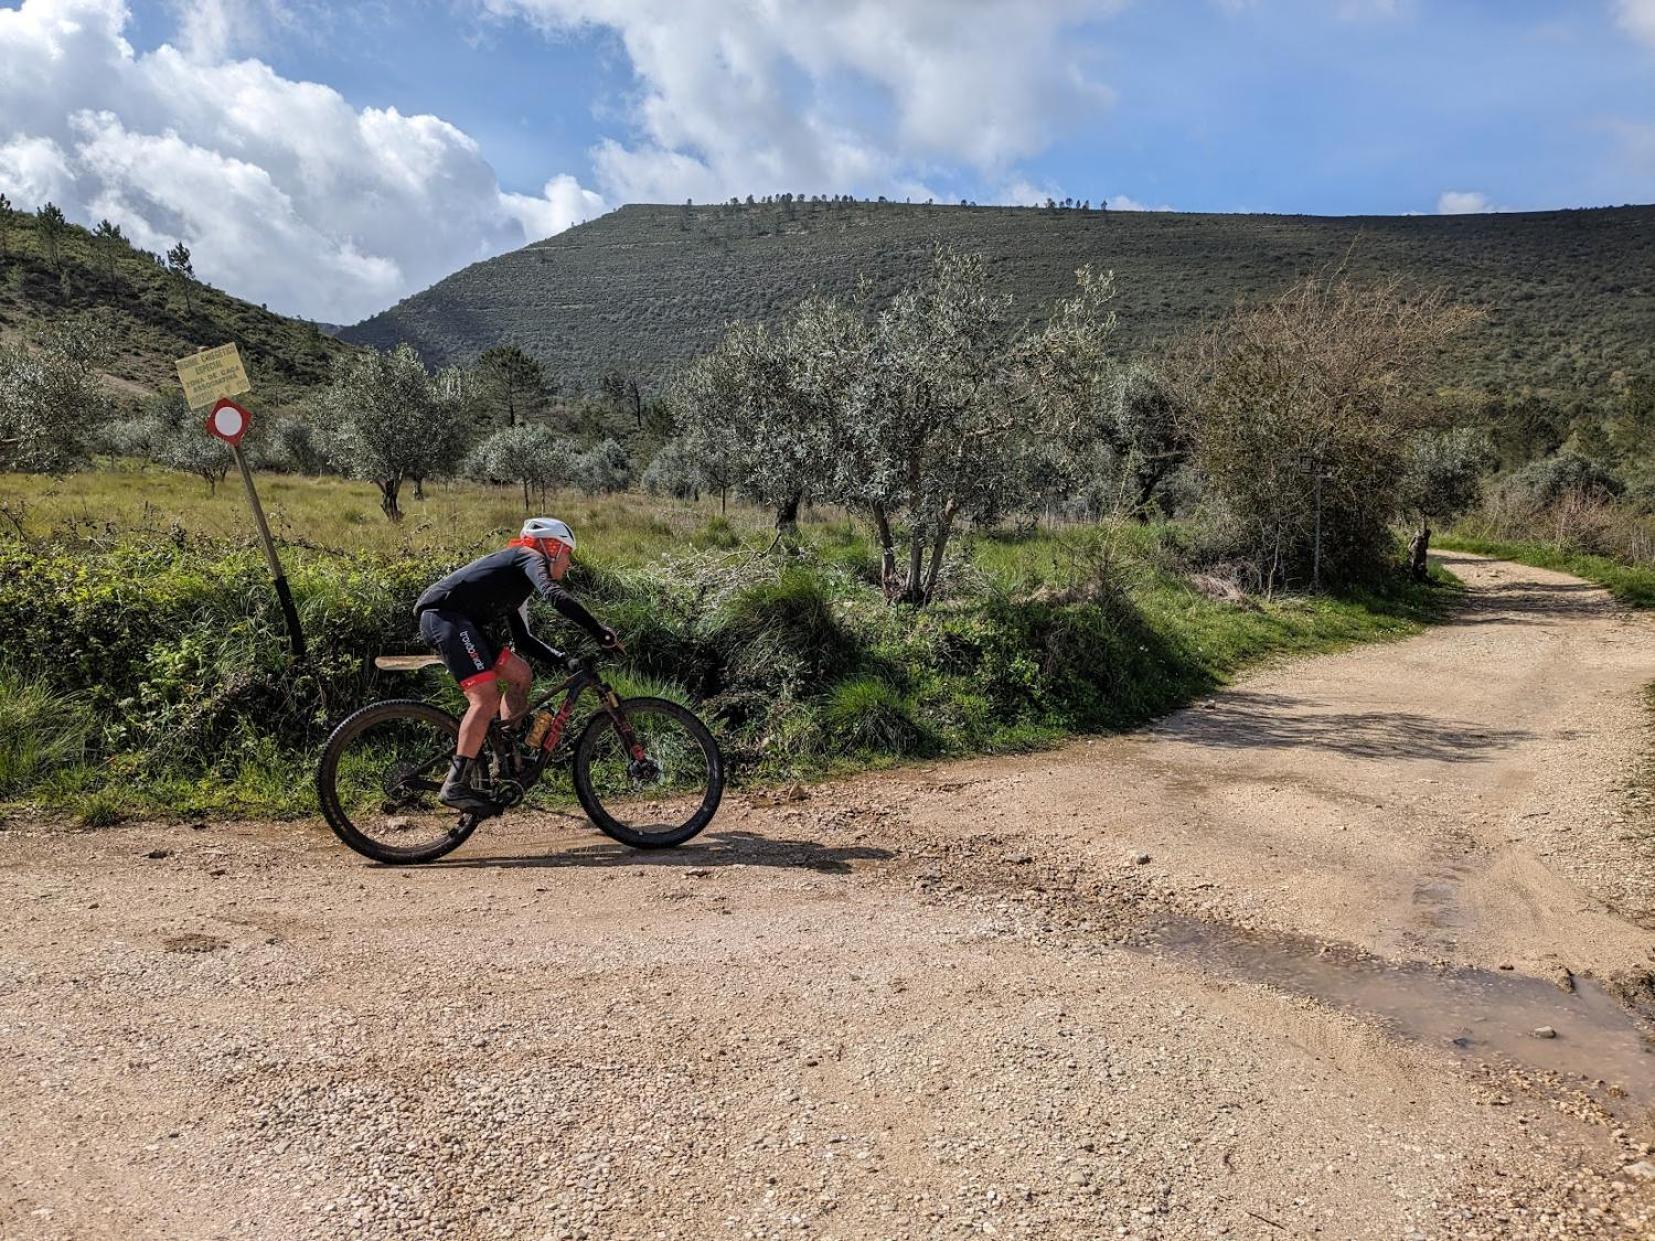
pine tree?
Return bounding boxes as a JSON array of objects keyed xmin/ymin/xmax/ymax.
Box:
[
  {"xmin": 36, "ymin": 202, "xmax": 68, "ymax": 270},
  {"xmin": 93, "ymin": 219, "xmax": 125, "ymax": 282},
  {"xmin": 165, "ymin": 241, "xmax": 196, "ymax": 314}
]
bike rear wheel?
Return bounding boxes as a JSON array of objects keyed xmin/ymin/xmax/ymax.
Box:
[
  {"xmin": 317, "ymin": 699, "xmax": 500, "ymax": 864},
  {"xmin": 573, "ymin": 697, "xmax": 723, "ymax": 849}
]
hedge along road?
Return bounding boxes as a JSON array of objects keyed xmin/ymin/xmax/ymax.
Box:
[{"xmin": 4, "ymin": 553, "xmax": 1655, "ymax": 1240}]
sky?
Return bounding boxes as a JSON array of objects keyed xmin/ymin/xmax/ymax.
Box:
[{"xmin": 2, "ymin": 0, "xmax": 1653, "ymax": 324}]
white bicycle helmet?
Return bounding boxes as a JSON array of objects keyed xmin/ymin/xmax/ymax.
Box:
[{"xmin": 520, "ymin": 516, "xmax": 576, "ymax": 552}]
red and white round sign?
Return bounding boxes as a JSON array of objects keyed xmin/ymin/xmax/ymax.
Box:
[{"xmin": 205, "ymin": 398, "xmax": 251, "ymax": 445}]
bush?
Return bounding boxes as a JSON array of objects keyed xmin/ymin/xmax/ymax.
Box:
[
  {"xmin": 1511, "ymin": 453, "xmax": 1623, "ymax": 506},
  {"xmin": 0, "ymin": 508, "xmax": 1453, "ymax": 816}
]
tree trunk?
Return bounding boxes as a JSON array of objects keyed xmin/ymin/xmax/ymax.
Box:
[
  {"xmin": 413, "ymin": 476, "xmax": 425, "ymax": 501},
  {"xmin": 522, "ymin": 479, "xmax": 530, "ymax": 511},
  {"xmin": 1409, "ymin": 518, "xmax": 1431, "ymax": 582},
  {"xmin": 904, "ymin": 525, "xmax": 926, "ymax": 604},
  {"xmin": 771, "ymin": 491, "xmax": 803, "ymax": 554},
  {"xmin": 871, "ymin": 504, "xmax": 899, "ymax": 601},
  {"xmin": 775, "ymin": 491, "xmax": 801, "ymax": 537},
  {"xmin": 378, "ymin": 478, "xmax": 403, "ymax": 522},
  {"xmin": 1132, "ymin": 466, "xmax": 1166, "ymax": 522},
  {"xmin": 1310, "ymin": 467, "xmax": 1324, "ymax": 592},
  {"xmin": 919, "ymin": 512, "xmax": 955, "ymax": 604}
]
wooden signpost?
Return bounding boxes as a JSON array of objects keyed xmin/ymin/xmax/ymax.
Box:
[{"xmin": 176, "ymin": 343, "xmax": 306, "ymax": 659}]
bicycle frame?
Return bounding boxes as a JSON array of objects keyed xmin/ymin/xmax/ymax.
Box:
[{"xmin": 500, "ymin": 659, "xmax": 648, "ymax": 786}]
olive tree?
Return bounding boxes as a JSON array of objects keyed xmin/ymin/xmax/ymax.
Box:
[
  {"xmin": 464, "ymin": 423, "xmax": 566, "ymax": 509},
  {"xmin": 1178, "ymin": 275, "xmax": 1478, "ymax": 592},
  {"xmin": 1103, "ymin": 364, "xmax": 1186, "ymax": 519},
  {"xmin": 571, "ymin": 437, "xmax": 632, "ymax": 495},
  {"xmin": 835, "ymin": 248, "xmax": 1039, "ymax": 603},
  {"xmin": 142, "ymin": 392, "xmax": 233, "ymax": 491},
  {"xmin": 0, "ymin": 317, "xmax": 110, "ymax": 474},
  {"xmin": 268, "ymin": 417, "xmax": 330, "ymax": 475},
  {"xmin": 676, "ymin": 296, "xmax": 855, "ymax": 540},
  {"xmin": 640, "ymin": 437, "xmax": 708, "ymax": 500},
  {"xmin": 323, "ymin": 344, "xmax": 455, "ymax": 520}
]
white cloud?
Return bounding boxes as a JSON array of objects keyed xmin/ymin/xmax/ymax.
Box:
[
  {"xmin": 485, "ymin": 0, "xmax": 1122, "ymax": 205},
  {"xmin": 1108, "ymin": 194, "xmax": 1175, "ymax": 212},
  {"xmin": 501, "ymin": 173, "xmax": 607, "ymax": 237},
  {"xmin": 1437, "ymin": 190, "xmax": 1496, "ymax": 215},
  {"xmin": 0, "ymin": 0, "xmax": 603, "ymax": 322},
  {"xmin": 1614, "ymin": 0, "xmax": 1655, "ymax": 47}
]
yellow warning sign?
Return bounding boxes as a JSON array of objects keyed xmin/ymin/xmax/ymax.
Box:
[{"xmin": 175, "ymin": 343, "xmax": 251, "ymax": 409}]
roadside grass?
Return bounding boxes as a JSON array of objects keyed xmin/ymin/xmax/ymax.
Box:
[
  {"xmin": 1434, "ymin": 534, "xmax": 1655, "ymax": 609},
  {"xmin": 0, "ymin": 466, "xmax": 1465, "ymax": 823},
  {"xmin": 1, "ymin": 463, "xmax": 775, "ymax": 565}
]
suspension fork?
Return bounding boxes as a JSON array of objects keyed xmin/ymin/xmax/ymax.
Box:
[{"xmin": 600, "ymin": 683, "xmax": 649, "ymax": 762}]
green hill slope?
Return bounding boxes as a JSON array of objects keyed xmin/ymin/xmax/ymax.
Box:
[
  {"xmin": 341, "ymin": 200, "xmax": 1655, "ymax": 403},
  {"xmin": 0, "ymin": 211, "xmax": 354, "ymax": 407}
]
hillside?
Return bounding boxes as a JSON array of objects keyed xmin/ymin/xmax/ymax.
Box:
[
  {"xmin": 342, "ymin": 200, "xmax": 1655, "ymax": 403},
  {"xmin": 0, "ymin": 211, "xmax": 354, "ymax": 408}
]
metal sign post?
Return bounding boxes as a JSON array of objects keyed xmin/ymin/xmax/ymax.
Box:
[
  {"xmin": 176, "ymin": 344, "xmax": 307, "ymax": 660},
  {"xmin": 205, "ymin": 396, "xmax": 305, "ymax": 660}
]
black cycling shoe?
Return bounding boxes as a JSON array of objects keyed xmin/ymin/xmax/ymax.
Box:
[{"xmin": 439, "ymin": 757, "xmax": 498, "ymax": 817}]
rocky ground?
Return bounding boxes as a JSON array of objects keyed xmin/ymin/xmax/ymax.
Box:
[{"xmin": 4, "ymin": 553, "xmax": 1655, "ymax": 1240}]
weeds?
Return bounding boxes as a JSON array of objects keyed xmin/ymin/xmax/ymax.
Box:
[{"xmin": 0, "ymin": 468, "xmax": 1459, "ymax": 821}]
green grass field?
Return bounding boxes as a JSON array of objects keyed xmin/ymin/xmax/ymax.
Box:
[
  {"xmin": 3, "ymin": 462, "xmax": 764, "ymax": 563},
  {"xmin": 0, "ymin": 466, "xmax": 1462, "ymax": 824}
]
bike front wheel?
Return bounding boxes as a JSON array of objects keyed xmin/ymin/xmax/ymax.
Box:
[
  {"xmin": 317, "ymin": 699, "xmax": 501, "ymax": 864},
  {"xmin": 573, "ymin": 697, "xmax": 723, "ymax": 849}
]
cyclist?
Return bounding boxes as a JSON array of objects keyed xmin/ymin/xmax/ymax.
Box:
[{"xmin": 414, "ymin": 517, "xmax": 620, "ymax": 814}]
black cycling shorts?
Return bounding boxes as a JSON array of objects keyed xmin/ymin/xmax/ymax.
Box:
[{"xmin": 419, "ymin": 609, "xmax": 508, "ymax": 689}]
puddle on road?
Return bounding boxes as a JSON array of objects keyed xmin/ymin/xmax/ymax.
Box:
[{"xmin": 1137, "ymin": 917, "xmax": 1655, "ymax": 1115}]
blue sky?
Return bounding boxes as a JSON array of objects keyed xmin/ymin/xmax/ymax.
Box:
[{"xmin": 2, "ymin": 0, "xmax": 1653, "ymax": 320}]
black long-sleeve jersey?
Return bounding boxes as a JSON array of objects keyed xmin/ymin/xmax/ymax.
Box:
[{"xmin": 414, "ymin": 546, "xmax": 604, "ymax": 665}]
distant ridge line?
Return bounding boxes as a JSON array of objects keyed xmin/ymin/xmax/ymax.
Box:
[{"xmin": 342, "ymin": 200, "xmax": 1655, "ymax": 403}]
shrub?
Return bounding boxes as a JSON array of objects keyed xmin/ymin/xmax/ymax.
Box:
[
  {"xmin": 821, "ymin": 676, "xmax": 928, "ymax": 756},
  {"xmin": 711, "ymin": 565, "xmax": 859, "ymax": 695},
  {"xmin": 1178, "ymin": 274, "xmax": 1478, "ymax": 591},
  {"xmin": 1511, "ymin": 453, "xmax": 1623, "ymax": 506}
]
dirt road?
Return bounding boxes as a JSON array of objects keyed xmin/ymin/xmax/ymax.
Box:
[{"xmin": 5, "ymin": 553, "xmax": 1655, "ymax": 1240}]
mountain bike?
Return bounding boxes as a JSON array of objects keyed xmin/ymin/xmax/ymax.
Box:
[{"xmin": 316, "ymin": 652, "xmax": 723, "ymax": 864}]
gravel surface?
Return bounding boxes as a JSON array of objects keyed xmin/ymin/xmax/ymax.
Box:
[{"xmin": 3, "ymin": 553, "xmax": 1655, "ymax": 1240}]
